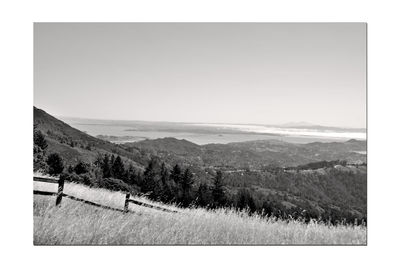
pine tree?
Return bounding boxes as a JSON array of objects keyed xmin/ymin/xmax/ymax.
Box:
[
  {"xmin": 33, "ymin": 124, "xmax": 48, "ymax": 150},
  {"xmin": 46, "ymin": 153, "xmax": 64, "ymax": 176},
  {"xmin": 33, "ymin": 124, "xmax": 48, "ymax": 171},
  {"xmin": 170, "ymin": 164, "xmax": 182, "ymax": 184},
  {"xmin": 102, "ymin": 154, "xmax": 111, "ymax": 178},
  {"xmin": 142, "ymin": 159, "xmax": 158, "ymax": 195},
  {"xmin": 94, "ymin": 153, "xmax": 103, "ymax": 168},
  {"xmin": 126, "ymin": 164, "xmax": 136, "ymax": 185},
  {"xmin": 159, "ymin": 162, "xmax": 172, "ymax": 202},
  {"xmin": 261, "ymin": 201, "xmax": 274, "ymax": 217},
  {"xmin": 196, "ymin": 183, "xmax": 212, "ymax": 207},
  {"xmin": 212, "ymin": 171, "xmax": 226, "ymax": 207},
  {"xmin": 169, "ymin": 164, "xmax": 184, "ymax": 202},
  {"xmin": 160, "ymin": 162, "xmax": 168, "ymax": 185},
  {"xmin": 111, "ymin": 155, "xmax": 125, "ymax": 180},
  {"xmin": 110, "ymin": 154, "xmax": 115, "ymax": 170},
  {"xmin": 181, "ymin": 168, "xmax": 194, "ymax": 206},
  {"xmin": 237, "ymin": 189, "xmax": 257, "ymax": 213}
]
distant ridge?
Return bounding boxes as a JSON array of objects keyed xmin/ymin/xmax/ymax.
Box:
[{"xmin": 280, "ymin": 121, "xmax": 317, "ymax": 127}]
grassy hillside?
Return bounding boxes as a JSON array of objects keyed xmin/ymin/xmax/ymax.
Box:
[{"xmin": 33, "ymin": 181, "xmax": 366, "ymax": 245}]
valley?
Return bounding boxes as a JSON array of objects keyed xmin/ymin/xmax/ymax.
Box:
[{"xmin": 34, "ymin": 106, "xmax": 367, "ymax": 226}]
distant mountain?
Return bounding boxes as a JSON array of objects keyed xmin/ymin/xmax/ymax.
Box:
[
  {"xmin": 124, "ymin": 137, "xmax": 366, "ymax": 169},
  {"xmin": 280, "ymin": 121, "xmax": 317, "ymax": 127},
  {"xmin": 133, "ymin": 137, "xmax": 202, "ymax": 155},
  {"xmin": 34, "ymin": 107, "xmax": 146, "ymax": 168},
  {"xmin": 279, "ymin": 123, "xmax": 366, "ymax": 133}
]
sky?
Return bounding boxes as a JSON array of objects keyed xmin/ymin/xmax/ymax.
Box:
[{"xmin": 34, "ymin": 23, "xmax": 366, "ymax": 128}]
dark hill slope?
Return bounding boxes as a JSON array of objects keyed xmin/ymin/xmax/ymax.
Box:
[
  {"xmin": 133, "ymin": 137, "xmax": 202, "ymax": 155},
  {"xmin": 34, "ymin": 107, "xmax": 146, "ymax": 168},
  {"xmin": 126, "ymin": 137, "xmax": 206, "ymax": 169}
]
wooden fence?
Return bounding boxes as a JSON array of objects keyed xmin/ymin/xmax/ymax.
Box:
[
  {"xmin": 33, "ymin": 176, "xmax": 64, "ymax": 206},
  {"xmin": 33, "ymin": 176, "xmax": 177, "ymax": 214}
]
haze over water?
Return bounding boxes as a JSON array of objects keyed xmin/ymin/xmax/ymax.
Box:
[{"xmin": 61, "ymin": 117, "xmax": 366, "ymax": 145}]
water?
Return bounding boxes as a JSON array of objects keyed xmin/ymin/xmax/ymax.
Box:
[{"xmin": 61, "ymin": 117, "xmax": 366, "ymax": 145}]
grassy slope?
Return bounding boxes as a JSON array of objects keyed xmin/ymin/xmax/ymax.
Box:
[{"xmin": 34, "ymin": 181, "xmax": 366, "ymax": 245}]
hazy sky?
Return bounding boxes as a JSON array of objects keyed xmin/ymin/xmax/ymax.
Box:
[{"xmin": 34, "ymin": 23, "xmax": 366, "ymax": 128}]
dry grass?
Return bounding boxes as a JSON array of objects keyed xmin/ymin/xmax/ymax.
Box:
[{"xmin": 33, "ymin": 180, "xmax": 367, "ymax": 245}]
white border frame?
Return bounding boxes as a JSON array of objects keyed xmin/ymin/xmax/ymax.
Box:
[{"xmin": 1, "ymin": 0, "xmax": 400, "ymax": 266}]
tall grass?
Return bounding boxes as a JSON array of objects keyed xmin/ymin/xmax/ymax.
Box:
[{"xmin": 33, "ymin": 180, "xmax": 366, "ymax": 245}]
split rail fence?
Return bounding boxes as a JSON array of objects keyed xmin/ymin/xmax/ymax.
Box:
[{"xmin": 33, "ymin": 176, "xmax": 177, "ymax": 214}]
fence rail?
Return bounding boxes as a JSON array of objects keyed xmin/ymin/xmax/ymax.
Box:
[
  {"xmin": 34, "ymin": 176, "xmax": 64, "ymax": 206},
  {"xmin": 63, "ymin": 194, "xmax": 129, "ymax": 213},
  {"xmin": 33, "ymin": 176, "xmax": 178, "ymax": 214},
  {"xmin": 125, "ymin": 197, "xmax": 177, "ymax": 213},
  {"xmin": 33, "ymin": 177, "xmax": 59, "ymax": 184},
  {"xmin": 33, "ymin": 190, "xmax": 57, "ymax": 196}
]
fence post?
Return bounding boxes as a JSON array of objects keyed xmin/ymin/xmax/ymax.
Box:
[
  {"xmin": 124, "ymin": 193, "xmax": 130, "ymax": 213},
  {"xmin": 55, "ymin": 176, "xmax": 65, "ymax": 206}
]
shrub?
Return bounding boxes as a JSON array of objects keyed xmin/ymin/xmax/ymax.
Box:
[
  {"xmin": 61, "ymin": 172, "xmax": 84, "ymax": 183},
  {"xmin": 74, "ymin": 161, "xmax": 89, "ymax": 175},
  {"xmin": 102, "ymin": 178, "xmax": 132, "ymax": 192},
  {"xmin": 46, "ymin": 153, "xmax": 64, "ymax": 176},
  {"xmin": 33, "ymin": 126, "xmax": 48, "ymax": 150}
]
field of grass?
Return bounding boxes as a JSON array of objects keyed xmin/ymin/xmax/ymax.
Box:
[{"xmin": 33, "ymin": 180, "xmax": 366, "ymax": 245}]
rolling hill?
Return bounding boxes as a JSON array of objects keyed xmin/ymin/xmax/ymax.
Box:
[
  {"xmin": 125, "ymin": 136, "xmax": 366, "ymax": 169},
  {"xmin": 34, "ymin": 107, "xmax": 147, "ymax": 168}
]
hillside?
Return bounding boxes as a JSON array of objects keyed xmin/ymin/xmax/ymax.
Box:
[
  {"xmin": 125, "ymin": 137, "xmax": 366, "ymax": 169},
  {"xmin": 133, "ymin": 137, "xmax": 202, "ymax": 155},
  {"xmin": 34, "ymin": 107, "xmax": 146, "ymax": 168},
  {"xmin": 124, "ymin": 137, "xmax": 367, "ymax": 220}
]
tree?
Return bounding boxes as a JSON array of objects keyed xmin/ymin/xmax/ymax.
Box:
[
  {"xmin": 94, "ymin": 153, "xmax": 103, "ymax": 168},
  {"xmin": 212, "ymin": 171, "xmax": 226, "ymax": 207},
  {"xmin": 159, "ymin": 162, "xmax": 174, "ymax": 202},
  {"xmin": 142, "ymin": 159, "xmax": 160, "ymax": 197},
  {"xmin": 180, "ymin": 168, "xmax": 194, "ymax": 206},
  {"xmin": 33, "ymin": 125, "xmax": 48, "ymax": 150},
  {"xmin": 237, "ymin": 189, "xmax": 257, "ymax": 214},
  {"xmin": 110, "ymin": 154, "xmax": 115, "ymax": 166},
  {"xmin": 67, "ymin": 165, "xmax": 74, "ymax": 173},
  {"xmin": 102, "ymin": 154, "xmax": 111, "ymax": 178},
  {"xmin": 46, "ymin": 153, "xmax": 64, "ymax": 175},
  {"xmin": 170, "ymin": 164, "xmax": 182, "ymax": 184},
  {"xmin": 261, "ymin": 201, "xmax": 274, "ymax": 217},
  {"xmin": 33, "ymin": 124, "xmax": 48, "ymax": 171},
  {"xmin": 74, "ymin": 161, "xmax": 89, "ymax": 175},
  {"xmin": 160, "ymin": 162, "xmax": 168, "ymax": 185},
  {"xmin": 33, "ymin": 147, "xmax": 47, "ymax": 172},
  {"xmin": 111, "ymin": 155, "xmax": 125, "ymax": 180},
  {"xmin": 196, "ymin": 183, "xmax": 212, "ymax": 207},
  {"xmin": 125, "ymin": 163, "xmax": 137, "ymax": 185}
]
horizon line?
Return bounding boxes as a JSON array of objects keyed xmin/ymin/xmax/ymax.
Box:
[{"xmin": 54, "ymin": 114, "xmax": 366, "ymax": 131}]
